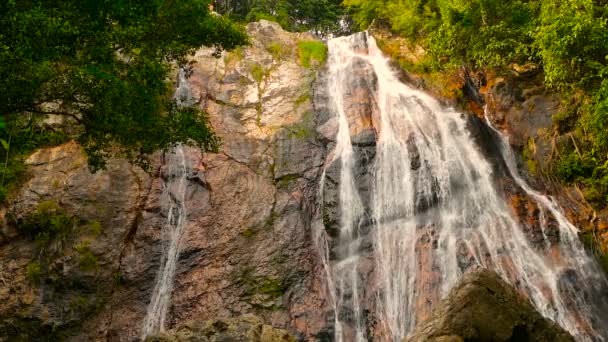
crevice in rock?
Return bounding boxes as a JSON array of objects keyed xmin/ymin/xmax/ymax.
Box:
[{"xmin": 103, "ymin": 164, "xmax": 159, "ymax": 340}]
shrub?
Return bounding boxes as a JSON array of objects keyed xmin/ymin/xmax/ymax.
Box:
[
  {"xmin": 74, "ymin": 241, "xmax": 98, "ymax": 272},
  {"xmin": 19, "ymin": 201, "xmax": 76, "ymax": 248}
]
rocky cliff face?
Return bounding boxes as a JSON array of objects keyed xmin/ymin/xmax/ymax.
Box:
[{"xmin": 0, "ymin": 20, "xmax": 330, "ymax": 341}]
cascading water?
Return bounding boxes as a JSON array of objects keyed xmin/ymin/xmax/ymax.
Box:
[
  {"xmin": 141, "ymin": 70, "xmax": 193, "ymax": 338},
  {"xmin": 318, "ymin": 32, "xmax": 608, "ymax": 341}
]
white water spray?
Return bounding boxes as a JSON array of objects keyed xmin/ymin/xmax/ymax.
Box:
[{"xmin": 319, "ymin": 32, "xmax": 607, "ymax": 341}]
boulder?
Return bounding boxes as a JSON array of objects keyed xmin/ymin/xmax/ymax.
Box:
[{"xmin": 406, "ymin": 268, "xmax": 574, "ymax": 342}]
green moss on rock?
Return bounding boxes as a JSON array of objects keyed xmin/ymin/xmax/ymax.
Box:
[{"xmin": 298, "ymin": 41, "xmax": 327, "ymax": 68}]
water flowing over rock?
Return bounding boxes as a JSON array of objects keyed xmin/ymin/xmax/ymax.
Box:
[
  {"xmin": 2, "ymin": 20, "xmax": 608, "ymax": 342},
  {"xmin": 314, "ymin": 31, "xmax": 608, "ymax": 341},
  {"xmin": 142, "ymin": 70, "xmax": 196, "ymax": 338}
]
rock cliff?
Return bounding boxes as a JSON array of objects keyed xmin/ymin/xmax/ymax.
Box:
[{"xmin": 0, "ymin": 20, "xmax": 329, "ymax": 341}]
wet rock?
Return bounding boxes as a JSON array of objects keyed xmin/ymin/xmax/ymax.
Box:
[{"xmin": 406, "ymin": 268, "xmax": 574, "ymax": 342}]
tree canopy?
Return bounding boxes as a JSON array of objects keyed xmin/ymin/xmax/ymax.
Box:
[
  {"xmin": 0, "ymin": 0, "xmax": 248, "ymax": 175},
  {"xmin": 214, "ymin": 0, "xmax": 345, "ymax": 34}
]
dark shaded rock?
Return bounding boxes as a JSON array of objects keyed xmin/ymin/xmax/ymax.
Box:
[{"xmin": 406, "ymin": 268, "xmax": 574, "ymax": 342}]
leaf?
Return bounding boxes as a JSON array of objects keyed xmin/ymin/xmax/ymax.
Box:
[{"xmin": 0, "ymin": 139, "xmax": 8, "ymax": 151}]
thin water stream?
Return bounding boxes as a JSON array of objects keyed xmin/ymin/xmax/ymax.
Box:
[{"xmin": 141, "ymin": 70, "xmax": 193, "ymax": 339}]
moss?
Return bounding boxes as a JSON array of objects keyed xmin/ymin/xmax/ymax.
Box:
[
  {"xmin": 233, "ymin": 266, "xmax": 286, "ymax": 307},
  {"xmin": 294, "ymin": 93, "xmax": 310, "ymax": 107},
  {"xmin": 297, "ymin": 41, "xmax": 327, "ymax": 68},
  {"xmin": 276, "ymin": 174, "xmax": 299, "ymax": 189},
  {"xmin": 74, "ymin": 241, "xmax": 98, "ymax": 272},
  {"xmin": 69, "ymin": 296, "xmax": 88, "ymax": 313},
  {"xmin": 26, "ymin": 261, "xmax": 42, "ymax": 283},
  {"xmin": 112, "ymin": 271, "xmax": 123, "ymax": 285},
  {"xmin": 249, "ymin": 63, "xmax": 267, "ymax": 83},
  {"xmin": 255, "ymin": 102, "xmax": 263, "ymax": 126},
  {"xmin": 88, "ymin": 221, "xmax": 102, "ymax": 237},
  {"xmin": 258, "ymin": 278, "xmax": 286, "ymax": 298},
  {"xmin": 266, "ymin": 42, "xmax": 288, "ymax": 61},
  {"xmin": 522, "ymin": 138, "xmax": 538, "ymax": 175},
  {"xmin": 286, "ymin": 111, "xmax": 315, "ymax": 139},
  {"xmin": 224, "ymin": 46, "xmax": 245, "ymax": 65},
  {"xmin": 52, "ymin": 179, "xmax": 62, "ymax": 189},
  {"xmin": 240, "ymin": 228, "xmax": 257, "ymax": 238}
]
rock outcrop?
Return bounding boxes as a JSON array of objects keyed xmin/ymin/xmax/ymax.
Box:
[
  {"xmin": 146, "ymin": 315, "xmax": 296, "ymax": 342},
  {"xmin": 406, "ymin": 269, "xmax": 574, "ymax": 342}
]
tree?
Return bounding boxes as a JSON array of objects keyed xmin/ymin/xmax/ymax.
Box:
[
  {"xmin": 0, "ymin": 0, "xmax": 248, "ymax": 171},
  {"xmin": 214, "ymin": 0, "xmax": 344, "ymax": 34}
]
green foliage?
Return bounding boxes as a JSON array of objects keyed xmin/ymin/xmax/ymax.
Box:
[
  {"xmin": 0, "ymin": 116, "xmax": 69, "ymax": 204},
  {"xmin": 250, "ymin": 63, "xmax": 267, "ymax": 83},
  {"xmin": 346, "ymin": 0, "xmax": 538, "ymax": 69},
  {"xmin": 346, "ymin": 0, "xmax": 608, "ymax": 208},
  {"xmin": 217, "ymin": 0, "xmax": 344, "ymax": 34},
  {"xmin": 26, "ymin": 262, "xmax": 42, "ymax": 283},
  {"xmin": 522, "ymin": 140, "xmax": 538, "ymax": 175},
  {"xmin": 88, "ymin": 221, "xmax": 102, "ymax": 237},
  {"xmin": 74, "ymin": 241, "xmax": 98, "ymax": 272},
  {"xmin": 1, "ymin": 0, "xmax": 248, "ymax": 171},
  {"xmin": 69, "ymin": 296, "xmax": 89, "ymax": 313},
  {"xmin": 298, "ymin": 41, "xmax": 328, "ymax": 68},
  {"xmin": 266, "ymin": 42, "xmax": 289, "ymax": 61},
  {"xmin": 554, "ymin": 150, "xmax": 608, "ymax": 207},
  {"xmin": 233, "ymin": 266, "xmax": 286, "ymax": 302},
  {"xmin": 536, "ymin": 0, "xmax": 608, "ymax": 90},
  {"xmin": 19, "ymin": 201, "xmax": 77, "ymax": 248},
  {"xmin": 554, "ymin": 153, "xmax": 589, "ymax": 183},
  {"xmin": 258, "ymin": 278, "xmax": 286, "ymax": 298}
]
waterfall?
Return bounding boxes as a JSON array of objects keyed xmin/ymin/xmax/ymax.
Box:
[
  {"xmin": 319, "ymin": 32, "xmax": 608, "ymax": 341},
  {"xmin": 141, "ymin": 69, "xmax": 193, "ymax": 338}
]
